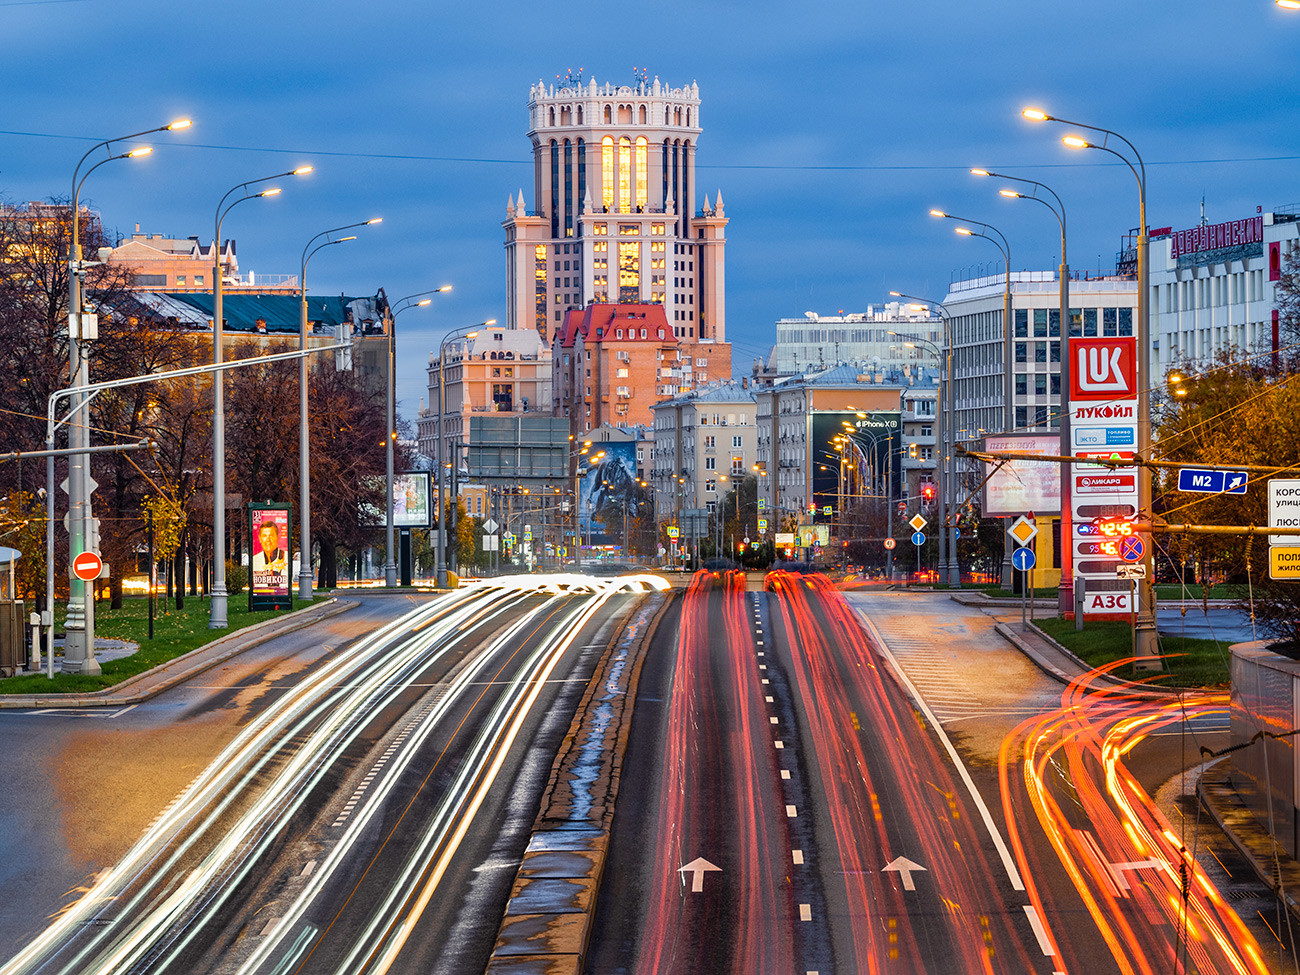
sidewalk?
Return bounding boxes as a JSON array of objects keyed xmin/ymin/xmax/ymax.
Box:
[
  {"xmin": 0, "ymin": 597, "xmax": 359, "ymax": 709},
  {"xmin": 972, "ymin": 594, "xmax": 1300, "ymax": 927}
]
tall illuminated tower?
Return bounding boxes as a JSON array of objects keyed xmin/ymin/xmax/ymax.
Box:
[{"xmin": 503, "ymin": 73, "xmax": 728, "ymax": 360}]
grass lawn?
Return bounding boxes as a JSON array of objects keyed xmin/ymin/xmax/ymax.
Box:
[
  {"xmin": 1153, "ymin": 583, "xmax": 1244, "ymax": 600},
  {"xmin": 980, "ymin": 587, "xmax": 1060, "ymax": 600},
  {"xmin": 1035, "ymin": 616, "xmax": 1232, "ymax": 688},
  {"xmin": 0, "ymin": 593, "xmax": 328, "ymax": 696}
]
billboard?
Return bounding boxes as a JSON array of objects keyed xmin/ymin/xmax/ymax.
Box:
[
  {"xmin": 983, "ymin": 434, "xmax": 1062, "ymax": 517},
  {"xmin": 578, "ymin": 440, "xmax": 638, "ymax": 543},
  {"xmin": 249, "ymin": 503, "xmax": 292, "ymax": 611},
  {"xmin": 359, "ymin": 472, "xmax": 433, "ymax": 528},
  {"xmin": 810, "ymin": 411, "xmax": 901, "ymax": 524},
  {"xmin": 1070, "ymin": 337, "xmax": 1137, "ymax": 400}
]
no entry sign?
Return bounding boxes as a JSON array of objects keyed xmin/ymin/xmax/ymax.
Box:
[{"xmin": 72, "ymin": 551, "xmax": 103, "ymax": 581}]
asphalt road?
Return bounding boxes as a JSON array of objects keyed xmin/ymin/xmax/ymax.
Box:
[{"xmin": 0, "ymin": 577, "xmax": 655, "ymax": 975}]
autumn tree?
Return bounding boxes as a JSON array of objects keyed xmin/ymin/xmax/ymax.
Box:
[{"xmin": 1154, "ymin": 353, "xmax": 1300, "ymax": 642}]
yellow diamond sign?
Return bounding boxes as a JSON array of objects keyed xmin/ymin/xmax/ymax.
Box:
[
  {"xmin": 1007, "ymin": 515, "xmax": 1038, "ymax": 546},
  {"xmin": 908, "ymin": 514, "xmax": 927, "ymax": 532}
]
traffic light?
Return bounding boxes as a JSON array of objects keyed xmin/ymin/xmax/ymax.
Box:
[{"xmin": 921, "ymin": 483, "xmax": 936, "ymax": 503}]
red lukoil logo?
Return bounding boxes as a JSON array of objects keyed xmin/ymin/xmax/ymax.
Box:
[{"xmin": 1071, "ymin": 337, "xmax": 1137, "ymax": 400}]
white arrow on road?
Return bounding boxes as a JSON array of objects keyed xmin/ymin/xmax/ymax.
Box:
[
  {"xmin": 678, "ymin": 857, "xmax": 721, "ymax": 892},
  {"xmin": 882, "ymin": 856, "xmax": 928, "ymax": 891}
]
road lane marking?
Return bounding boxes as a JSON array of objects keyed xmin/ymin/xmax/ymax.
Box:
[
  {"xmin": 679, "ymin": 857, "xmax": 722, "ymax": 893},
  {"xmin": 882, "ymin": 856, "xmax": 927, "ymax": 891},
  {"xmin": 781, "ymin": 769, "xmax": 790, "ymax": 779},
  {"xmin": 799, "ymin": 904, "xmax": 812, "ymax": 921},
  {"xmin": 793, "ymin": 849, "xmax": 804, "ymax": 864},
  {"xmin": 766, "ymin": 695, "xmax": 774, "ymax": 702},
  {"xmin": 786, "ymin": 805, "xmax": 798, "ymax": 817},
  {"xmin": 1023, "ymin": 904, "xmax": 1055, "ymax": 956},
  {"xmin": 770, "ymin": 716, "xmax": 779, "ymax": 725},
  {"xmin": 858, "ymin": 613, "xmax": 1026, "ymax": 891},
  {"xmin": 775, "ymin": 740, "xmax": 785, "ymax": 748},
  {"xmin": 762, "ymin": 678, "xmax": 770, "ymax": 684}
]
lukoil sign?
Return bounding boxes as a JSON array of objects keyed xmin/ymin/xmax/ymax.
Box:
[{"xmin": 1070, "ymin": 337, "xmax": 1137, "ymax": 400}]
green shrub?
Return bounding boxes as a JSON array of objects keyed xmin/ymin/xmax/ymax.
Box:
[{"xmin": 226, "ymin": 560, "xmax": 248, "ymax": 595}]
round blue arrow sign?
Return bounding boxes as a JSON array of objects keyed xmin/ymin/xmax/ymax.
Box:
[
  {"xmin": 1011, "ymin": 547, "xmax": 1037, "ymax": 571},
  {"xmin": 911, "ymin": 531, "xmax": 926, "ymax": 546}
]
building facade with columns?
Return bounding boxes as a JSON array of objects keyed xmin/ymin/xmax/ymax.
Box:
[{"xmin": 501, "ymin": 74, "xmax": 729, "ymax": 357}]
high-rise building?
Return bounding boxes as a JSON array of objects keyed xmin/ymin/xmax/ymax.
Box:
[{"xmin": 502, "ymin": 74, "xmax": 729, "ymax": 360}]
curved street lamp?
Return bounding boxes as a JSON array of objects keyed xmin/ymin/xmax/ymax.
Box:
[
  {"xmin": 208, "ymin": 165, "xmax": 313, "ymax": 629},
  {"xmin": 62, "ymin": 118, "xmax": 189, "ymax": 674},
  {"xmin": 1023, "ymin": 106, "xmax": 1156, "ymax": 657},
  {"xmin": 435, "ymin": 321, "xmax": 493, "ymax": 587},
  {"xmin": 296, "ymin": 218, "xmax": 381, "ymax": 599},
  {"xmin": 385, "ymin": 286, "xmax": 451, "ymax": 586}
]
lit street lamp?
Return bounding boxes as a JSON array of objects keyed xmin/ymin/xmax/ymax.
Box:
[
  {"xmin": 209, "ymin": 165, "xmax": 312, "ymax": 629},
  {"xmin": 1023, "ymin": 106, "xmax": 1155, "ymax": 656},
  {"xmin": 296, "ymin": 218, "xmax": 380, "ymax": 599},
  {"xmin": 436, "ymin": 321, "xmax": 492, "ymax": 587},
  {"xmin": 932, "ymin": 208, "xmax": 1016, "ymax": 588},
  {"xmin": 62, "ymin": 118, "xmax": 189, "ymax": 674},
  {"xmin": 384, "ymin": 287, "xmax": 451, "ymax": 586},
  {"xmin": 973, "ymin": 167, "xmax": 1074, "ymax": 611}
]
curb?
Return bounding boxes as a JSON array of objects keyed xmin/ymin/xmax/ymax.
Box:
[
  {"xmin": 992, "ymin": 620, "xmax": 1198, "ymax": 697},
  {"xmin": 486, "ymin": 590, "xmax": 676, "ymax": 974},
  {"xmin": 0, "ymin": 598, "xmax": 360, "ymax": 708},
  {"xmin": 1197, "ymin": 758, "xmax": 1300, "ymax": 928}
]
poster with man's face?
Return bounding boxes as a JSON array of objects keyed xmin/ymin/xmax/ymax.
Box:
[{"xmin": 250, "ymin": 508, "xmax": 290, "ymax": 597}]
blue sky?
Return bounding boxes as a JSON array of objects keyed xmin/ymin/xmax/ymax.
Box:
[{"xmin": 2, "ymin": 0, "xmax": 1297, "ymax": 419}]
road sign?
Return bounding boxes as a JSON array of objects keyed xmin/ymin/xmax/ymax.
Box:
[
  {"xmin": 757, "ymin": 518, "xmax": 768, "ymax": 531},
  {"xmin": 911, "ymin": 531, "xmax": 925, "ymax": 546},
  {"xmin": 72, "ymin": 551, "xmax": 103, "ymax": 581},
  {"xmin": 1116, "ymin": 563, "xmax": 1147, "ymax": 580},
  {"xmin": 1271, "ymin": 547, "xmax": 1300, "ymax": 580},
  {"xmin": 1177, "ymin": 468, "xmax": 1249, "ymax": 494},
  {"xmin": 757, "ymin": 498, "xmax": 766, "ymax": 510},
  {"xmin": 883, "ymin": 537, "xmax": 896, "ymax": 550},
  {"xmin": 1006, "ymin": 515, "xmax": 1038, "ymax": 546},
  {"xmin": 1270, "ymin": 479, "xmax": 1300, "ymax": 547},
  {"xmin": 822, "ymin": 505, "xmax": 832, "ymax": 516},
  {"xmin": 1011, "ymin": 547, "xmax": 1036, "ymax": 572},
  {"xmin": 483, "ymin": 518, "xmax": 498, "ymax": 534},
  {"xmin": 666, "ymin": 526, "xmax": 680, "ymax": 539},
  {"xmin": 742, "ymin": 536, "xmax": 750, "ymax": 547},
  {"xmin": 1118, "ymin": 535, "xmax": 1144, "ymax": 562},
  {"xmin": 908, "ymin": 513, "xmax": 927, "ymax": 532}
]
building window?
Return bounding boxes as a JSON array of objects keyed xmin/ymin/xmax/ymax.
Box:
[
  {"xmin": 636, "ymin": 136, "xmax": 648, "ymax": 210},
  {"xmin": 619, "ymin": 224, "xmax": 640, "ymax": 236},
  {"xmin": 593, "ymin": 223, "xmax": 608, "ymax": 236},
  {"xmin": 732, "ymin": 435, "xmax": 742, "ymax": 448},
  {"xmin": 1014, "ymin": 308, "xmax": 1028, "ymax": 337},
  {"xmin": 652, "ymin": 223, "xmax": 665, "ymax": 235},
  {"xmin": 601, "ymin": 137, "xmax": 614, "ymax": 210},
  {"xmin": 176, "ymin": 275, "xmax": 186, "ymax": 286},
  {"xmin": 705, "ymin": 457, "xmax": 716, "ymax": 470},
  {"xmin": 618, "ymin": 136, "xmax": 631, "ymax": 213},
  {"xmin": 1014, "ymin": 342, "xmax": 1027, "ymax": 363},
  {"xmin": 1083, "ymin": 308, "xmax": 1098, "ymax": 336}
]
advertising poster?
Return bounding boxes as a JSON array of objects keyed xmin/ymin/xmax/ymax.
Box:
[
  {"xmin": 983, "ymin": 434, "xmax": 1062, "ymax": 517},
  {"xmin": 810, "ymin": 411, "xmax": 901, "ymax": 524},
  {"xmin": 249, "ymin": 504, "xmax": 292, "ymax": 611},
  {"xmin": 357, "ymin": 472, "xmax": 433, "ymax": 528},
  {"xmin": 578, "ymin": 440, "xmax": 638, "ymax": 543}
]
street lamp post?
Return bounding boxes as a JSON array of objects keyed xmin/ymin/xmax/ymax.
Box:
[
  {"xmin": 933, "ymin": 209, "xmax": 1016, "ymax": 589},
  {"xmin": 385, "ymin": 287, "xmax": 451, "ymax": 586},
  {"xmin": 209, "ymin": 165, "xmax": 312, "ymax": 629},
  {"xmin": 890, "ymin": 294, "xmax": 959, "ymax": 585},
  {"xmin": 62, "ymin": 118, "xmax": 189, "ymax": 673},
  {"xmin": 298, "ymin": 218, "xmax": 380, "ymax": 600},
  {"xmin": 974, "ymin": 168, "xmax": 1074, "ymax": 612},
  {"xmin": 1024, "ymin": 107, "xmax": 1155, "ymax": 657},
  {"xmin": 436, "ymin": 321, "xmax": 491, "ymax": 587}
]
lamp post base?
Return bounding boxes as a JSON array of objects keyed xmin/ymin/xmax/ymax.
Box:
[{"xmin": 208, "ymin": 589, "xmax": 228, "ymax": 629}]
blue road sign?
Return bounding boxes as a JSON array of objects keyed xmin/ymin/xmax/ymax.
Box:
[
  {"xmin": 911, "ymin": 531, "xmax": 926, "ymax": 546},
  {"xmin": 1011, "ymin": 547, "xmax": 1036, "ymax": 571},
  {"xmin": 1178, "ymin": 468, "xmax": 1249, "ymax": 495},
  {"xmin": 1119, "ymin": 535, "xmax": 1144, "ymax": 562},
  {"xmin": 953, "ymin": 527, "xmax": 961, "ymax": 540}
]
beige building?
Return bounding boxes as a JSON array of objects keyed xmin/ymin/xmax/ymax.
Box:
[
  {"xmin": 418, "ymin": 326, "xmax": 553, "ymax": 469},
  {"xmin": 107, "ymin": 230, "xmax": 298, "ymax": 293},
  {"xmin": 649, "ymin": 382, "xmax": 757, "ymax": 528},
  {"xmin": 501, "ymin": 73, "xmax": 729, "ymax": 361}
]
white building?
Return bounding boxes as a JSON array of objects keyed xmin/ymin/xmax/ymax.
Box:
[
  {"xmin": 770, "ymin": 304, "xmax": 941, "ymax": 377},
  {"xmin": 649, "ymin": 383, "xmax": 757, "ymax": 525},
  {"xmin": 1150, "ymin": 209, "xmax": 1300, "ymax": 376},
  {"xmin": 942, "ymin": 272, "xmax": 1139, "ymax": 443}
]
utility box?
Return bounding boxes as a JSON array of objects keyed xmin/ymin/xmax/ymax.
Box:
[{"xmin": 0, "ymin": 601, "xmax": 25, "ymax": 676}]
